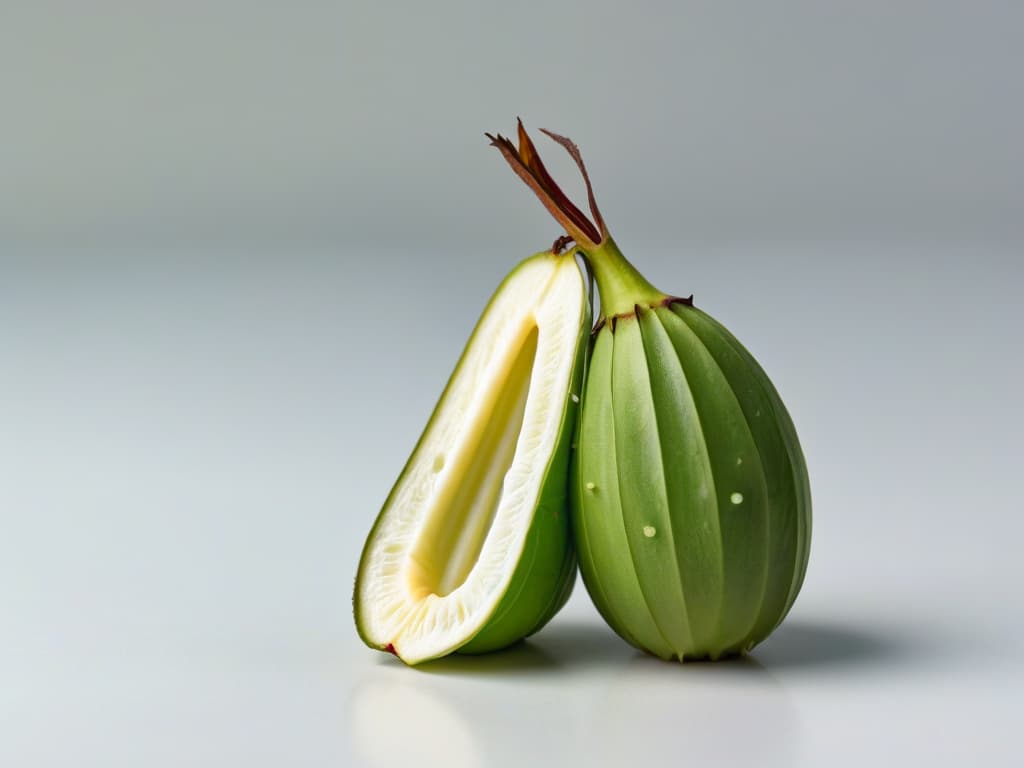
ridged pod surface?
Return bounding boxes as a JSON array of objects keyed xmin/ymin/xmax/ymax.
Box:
[
  {"xmin": 572, "ymin": 302, "xmax": 810, "ymax": 660},
  {"xmin": 489, "ymin": 120, "xmax": 812, "ymax": 661}
]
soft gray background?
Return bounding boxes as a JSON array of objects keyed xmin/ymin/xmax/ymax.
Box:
[{"xmin": 2, "ymin": 2, "xmax": 1022, "ymax": 766}]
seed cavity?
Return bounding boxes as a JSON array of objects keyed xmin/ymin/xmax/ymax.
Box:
[
  {"xmin": 730, "ymin": 492, "xmax": 744, "ymax": 505},
  {"xmin": 642, "ymin": 525, "xmax": 656, "ymax": 538},
  {"xmin": 432, "ymin": 454, "xmax": 445, "ymax": 473}
]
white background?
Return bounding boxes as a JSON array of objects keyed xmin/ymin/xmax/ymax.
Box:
[{"xmin": 3, "ymin": 3, "xmax": 1022, "ymax": 766}]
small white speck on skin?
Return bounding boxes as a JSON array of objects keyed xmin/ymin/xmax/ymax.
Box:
[
  {"xmin": 730, "ymin": 492, "xmax": 744, "ymax": 505},
  {"xmin": 571, "ymin": 393, "xmax": 580, "ymax": 403},
  {"xmin": 642, "ymin": 525, "xmax": 656, "ymax": 538},
  {"xmin": 736, "ymin": 457, "xmax": 743, "ymax": 466},
  {"xmin": 585, "ymin": 482, "xmax": 596, "ymax": 492}
]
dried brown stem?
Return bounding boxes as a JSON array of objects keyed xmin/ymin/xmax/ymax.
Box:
[{"xmin": 486, "ymin": 119, "xmax": 606, "ymax": 248}]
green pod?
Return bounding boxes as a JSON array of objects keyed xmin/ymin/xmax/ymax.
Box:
[
  {"xmin": 354, "ymin": 252, "xmax": 590, "ymax": 665},
  {"xmin": 572, "ymin": 303, "xmax": 810, "ymax": 660},
  {"xmin": 490, "ymin": 120, "xmax": 811, "ymax": 660}
]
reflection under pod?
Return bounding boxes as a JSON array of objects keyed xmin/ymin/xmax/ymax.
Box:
[{"xmin": 351, "ymin": 679, "xmax": 482, "ymax": 768}]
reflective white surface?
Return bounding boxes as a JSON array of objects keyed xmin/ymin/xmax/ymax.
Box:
[
  {"xmin": 2, "ymin": 243, "xmax": 1021, "ymax": 766},
  {"xmin": 4, "ymin": 591, "xmax": 1019, "ymax": 767}
]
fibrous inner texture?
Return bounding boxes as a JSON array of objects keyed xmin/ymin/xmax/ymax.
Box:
[{"xmin": 406, "ymin": 324, "xmax": 539, "ymax": 598}]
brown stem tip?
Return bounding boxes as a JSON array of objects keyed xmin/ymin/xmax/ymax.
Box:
[
  {"xmin": 551, "ymin": 234, "xmax": 574, "ymax": 254},
  {"xmin": 486, "ymin": 119, "xmax": 608, "ymax": 249}
]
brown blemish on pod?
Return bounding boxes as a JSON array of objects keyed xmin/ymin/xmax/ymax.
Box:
[{"xmin": 551, "ymin": 234, "xmax": 574, "ymax": 254}]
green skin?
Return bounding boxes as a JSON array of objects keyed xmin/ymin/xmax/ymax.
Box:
[
  {"xmin": 353, "ymin": 251, "xmax": 590, "ymax": 661},
  {"xmin": 571, "ymin": 238, "xmax": 812, "ymax": 661},
  {"xmin": 487, "ymin": 121, "xmax": 810, "ymax": 661}
]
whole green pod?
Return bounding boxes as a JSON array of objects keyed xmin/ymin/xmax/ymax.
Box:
[
  {"xmin": 572, "ymin": 300, "xmax": 810, "ymax": 659},
  {"xmin": 491, "ymin": 121, "xmax": 811, "ymax": 660}
]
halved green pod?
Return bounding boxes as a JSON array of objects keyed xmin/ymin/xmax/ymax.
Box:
[
  {"xmin": 354, "ymin": 252, "xmax": 590, "ymax": 665},
  {"xmin": 491, "ymin": 121, "xmax": 811, "ymax": 661}
]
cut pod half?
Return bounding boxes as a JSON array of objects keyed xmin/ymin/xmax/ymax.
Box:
[{"xmin": 354, "ymin": 253, "xmax": 589, "ymax": 665}]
